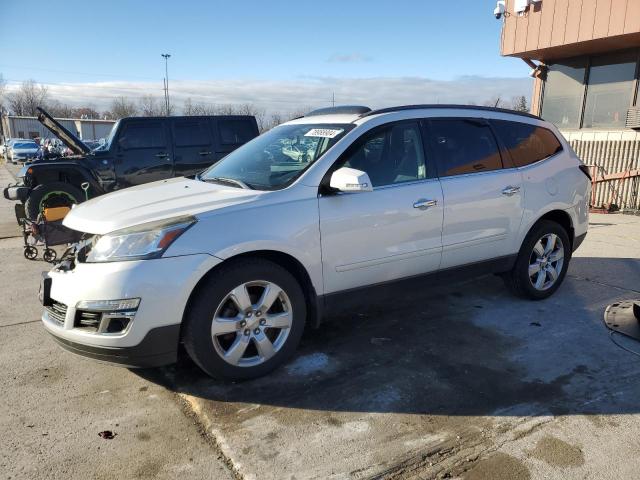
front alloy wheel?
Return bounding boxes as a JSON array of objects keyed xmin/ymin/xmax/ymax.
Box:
[
  {"xmin": 212, "ymin": 281, "xmax": 293, "ymax": 367},
  {"xmin": 183, "ymin": 258, "xmax": 306, "ymax": 379}
]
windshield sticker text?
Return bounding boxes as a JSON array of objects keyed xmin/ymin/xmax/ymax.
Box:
[{"xmin": 304, "ymin": 128, "xmax": 343, "ymax": 139}]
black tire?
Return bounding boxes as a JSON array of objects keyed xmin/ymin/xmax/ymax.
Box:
[
  {"xmin": 24, "ymin": 182, "xmax": 84, "ymax": 220},
  {"xmin": 183, "ymin": 258, "xmax": 307, "ymax": 380},
  {"xmin": 43, "ymin": 248, "xmax": 57, "ymax": 263},
  {"xmin": 504, "ymin": 220, "xmax": 571, "ymax": 300},
  {"xmin": 24, "ymin": 246, "xmax": 38, "ymax": 260}
]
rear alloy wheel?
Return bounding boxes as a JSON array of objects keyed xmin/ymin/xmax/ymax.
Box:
[
  {"xmin": 528, "ymin": 233, "xmax": 564, "ymax": 291},
  {"xmin": 504, "ymin": 220, "xmax": 571, "ymax": 300},
  {"xmin": 183, "ymin": 259, "xmax": 306, "ymax": 379}
]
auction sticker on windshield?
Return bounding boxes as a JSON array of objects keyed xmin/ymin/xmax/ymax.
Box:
[{"xmin": 304, "ymin": 128, "xmax": 344, "ymax": 139}]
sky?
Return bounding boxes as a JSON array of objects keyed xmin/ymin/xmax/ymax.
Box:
[{"xmin": 0, "ymin": 0, "xmax": 532, "ymax": 115}]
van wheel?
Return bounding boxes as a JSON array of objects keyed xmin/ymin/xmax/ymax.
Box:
[
  {"xmin": 25, "ymin": 182, "xmax": 84, "ymax": 220},
  {"xmin": 182, "ymin": 258, "xmax": 306, "ymax": 380},
  {"xmin": 504, "ymin": 220, "xmax": 571, "ymax": 300}
]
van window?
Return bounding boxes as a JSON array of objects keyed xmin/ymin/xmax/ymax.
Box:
[
  {"xmin": 491, "ymin": 120, "xmax": 563, "ymax": 167},
  {"xmin": 218, "ymin": 119, "xmax": 255, "ymax": 144},
  {"xmin": 173, "ymin": 120, "xmax": 211, "ymax": 147},
  {"xmin": 428, "ymin": 119, "xmax": 502, "ymax": 177},
  {"xmin": 337, "ymin": 122, "xmax": 426, "ymax": 187},
  {"xmin": 119, "ymin": 123, "xmax": 165, "ymax": 149}
]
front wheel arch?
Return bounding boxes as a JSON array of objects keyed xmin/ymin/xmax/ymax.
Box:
[{"xmin": 181, "ymin": 250, "xmax": 320, "ymax": 335}]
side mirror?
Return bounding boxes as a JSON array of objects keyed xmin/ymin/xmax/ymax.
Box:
[{"xmin": 329, "ymin": 167, "xmax": 373, "ymax": 193}]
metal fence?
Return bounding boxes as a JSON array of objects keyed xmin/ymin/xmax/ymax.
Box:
[{"xmin": 562, "ymin": 130, "xmax": 640, "ymax": 212}]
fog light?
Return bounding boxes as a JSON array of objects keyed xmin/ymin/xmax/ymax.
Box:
[{"xmin": 76, "ymin": 298, "xmax": 140, "ymax": 311}]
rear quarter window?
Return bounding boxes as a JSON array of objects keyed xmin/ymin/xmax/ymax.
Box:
[{"xmin": 491, "ymin": 120, "xmax": 563, "ymax": 168}]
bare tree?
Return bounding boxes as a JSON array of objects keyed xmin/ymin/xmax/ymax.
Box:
[
  {"xmin": 73, "ymin": 106, "xmax": 101, "ymax": 119},
  {"xmin": 182, "ymin": 98, "xmax": 194, "ymax": 115},
  {"xmin": 108, "ymin": 96, "xmax": 138, "ymax": 119},
  {"xmin": 47, "ymin": 100, "xmax": 76, "ymax": 118},
  {"xmin": 139, "ymin": 95, "xmax": 161, "ymax": 116},
  {"xmin": 0, "ymin": 73, "xmax": 6, "ymax": 108},
  {"xmin": 7, "ymin": 79, "xmax": 49, "ymax": 116},
  {"xmin": 511, "ymin": 95, "xmax": 529, "ymax": 112}
]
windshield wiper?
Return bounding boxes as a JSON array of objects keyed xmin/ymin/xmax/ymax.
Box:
[{"xmin": 203, "ymin": 176, "xmax": 254, "ymax": 190}]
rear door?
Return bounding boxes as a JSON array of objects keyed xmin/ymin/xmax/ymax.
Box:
[
  {"xmin": 171, "ymin": 117, "xmax": 216, "ymax": 177},
  {"xmin": 214, "ymin": 117, "xmax": 259, "ymax": 161},
  {"xmin": 114, "ymin": 120, "xmax": 173, "ymax": 188},
  {"xmin": 426, "ymin": 118, "xmax": 524, "ymax": 269}
]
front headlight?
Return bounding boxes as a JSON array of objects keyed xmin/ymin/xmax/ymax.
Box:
[{"xmin": 86, "ymin": 216, "xmax": 196, "ymax": 263}]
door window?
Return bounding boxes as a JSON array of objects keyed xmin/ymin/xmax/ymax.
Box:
[
  {"xmin": 118, "ymin": 123, "xmax": 166, "ymax": 149},
  {"xmin": 337, "ymin": 122, "xmax": 427, "ymax": 187},
  {"xmin": 491, "ymin": 120, "xmax": 563, "ymax": 167},
  {"xmin": 218, "ymin": 119, "xmax": 256, "ymax": 145},
  {"xmin": 428, "ymin": 119, "xmax": 502, "ymax": 177},
  {"xmin": 173, "ymin": 120, "xmax": 212, "ymax": 147}
]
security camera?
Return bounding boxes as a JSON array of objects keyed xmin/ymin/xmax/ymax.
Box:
[{"xmin": 494, "ymin": 0, "xmax": 506, "ymax": 19}]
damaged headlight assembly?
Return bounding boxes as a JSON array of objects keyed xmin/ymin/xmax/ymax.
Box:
[{"xmin": 86, "ymin": 216, "xmax": 196, "ymax": 263}]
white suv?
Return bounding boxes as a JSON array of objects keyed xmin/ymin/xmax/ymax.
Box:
[{"xmin": 41, "ymin": 105, "xmax": 590, "ymax": 379}]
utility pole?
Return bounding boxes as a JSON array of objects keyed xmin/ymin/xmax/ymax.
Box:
[
  {"xmin": 332, "ymin": 92, "xmax": 335, "ymax": 107},
  {"xmin": 161, "ymin": 53, "xmax": 171, "ymax": 116}
]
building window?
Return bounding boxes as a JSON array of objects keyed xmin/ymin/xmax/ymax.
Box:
[
  {"xmin": 583, "ymin": 52, "xmax": 637, "ymax": 129},
  {"xmin": 541, "ymin": 59, "xmax": 586, "ymax": 129}
]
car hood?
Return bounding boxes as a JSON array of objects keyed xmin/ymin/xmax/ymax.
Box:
[
  {"xmin": 37, "ymin": 107, "xmax": 90, "ymax": 155},
  {"xmin": 63, "ymin": 177, "xmax": 265, "ymax": 234}
]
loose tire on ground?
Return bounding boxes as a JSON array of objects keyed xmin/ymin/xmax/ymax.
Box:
[
  {"xmin": 503, "ymin": 220, "xmax": 571, "ymax": 300},
  {"xmin": 24, "ymin": 182, "xmax": 84, "ymax": 220},
  {"xmin": 182, "ymin": 258, "xmax": 307, "ymax": 380}
]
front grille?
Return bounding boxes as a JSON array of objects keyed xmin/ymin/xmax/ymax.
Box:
[{"xmin": 45, "ymin": 300, "xmax": 67, "ymax": 326}]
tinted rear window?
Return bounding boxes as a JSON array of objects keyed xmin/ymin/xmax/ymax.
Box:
[
  {"xmin": 173, "ymin": 120, "xmax": 212, "ymax": 147},
  {"xmin": 429, "ymin": 119, "xmax": 503, "ymax": 177},
  {"xmin": 218, "ymin": 119, "xmax": 256, "ymax": 145},
  {"xmin": 492, "ymin": 120, "xmax": 563, "ymax": 167}
]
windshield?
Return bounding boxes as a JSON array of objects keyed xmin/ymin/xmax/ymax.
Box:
[
  {"xmin": 200, "ymin": 123, "xmax": 353, "ymax": 190},
  {"xmin": 99, "ymin": 120, "xmax": 120, "ymax": 150}
]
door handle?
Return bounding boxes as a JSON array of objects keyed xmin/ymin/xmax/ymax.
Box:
[
  {"xmin": 413, "ymin": 199, "xmax": 438, "ymax": 210},
  {"xmin": 502, "ymin": 186, "xmax": 521, "ymax": 196},
  {"xmin": 199, "ymin": 151, "xmax": 212, "ymax": 156},
  {"xmin": 155, "ymin": 152, "xmax": 169, "ymax": 159}
]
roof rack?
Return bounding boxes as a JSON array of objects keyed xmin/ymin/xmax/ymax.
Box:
[
  {"xmin": 360, "ymin": 104, "xmax": 541, "ymax": 120},
  {"xmin": 305, "ymin": 105, "xmax": 372, "ymax": 117}
]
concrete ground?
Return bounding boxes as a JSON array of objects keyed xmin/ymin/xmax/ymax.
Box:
[{"xmin": 2, "ymin": 160, "xmax": 640, "ymax": 479}]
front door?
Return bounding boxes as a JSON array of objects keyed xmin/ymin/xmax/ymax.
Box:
[
  {"xmin": 114, "ymin": 120, "xmax": 173, "ymax": 188},
  {"xmin": 319, "ymin": 121, "xmax": 444, "ymax": 294},
  {"xmin": 171, "ymin": 118, "xmax": 217, "ymax": 177},
  {"xmin": 426, "ymin": 118, "xmax": 524, "ymax": 269}
]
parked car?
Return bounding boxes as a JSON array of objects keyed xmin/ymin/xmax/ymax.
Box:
[
  {"xmin": 1, "ymin": 138, "xmax": 24, "ymax": 159},
  {"xmin": 8, "ymin": 140, "xmax": 39, "ymax": 164},
  {"xmin": 3, "ymin": 107, "xmax": 259, "ymax": 219},
  {"xmin": 40, "ymin": 105, "xmax": 591, "ymax": 380}
]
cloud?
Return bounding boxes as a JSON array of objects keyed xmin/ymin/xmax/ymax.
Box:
[
  {"xmin": 4, "ymin": 75, "xmax": 532, "ymax": 115},
  {"xmin": 327, "ymin": 53, "xmax": 373, "ymax": 63}
]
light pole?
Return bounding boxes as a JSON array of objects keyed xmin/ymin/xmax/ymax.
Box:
[{"xmin": 161, "ymin": 53, "xmax": 171, "ymax": 116}]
